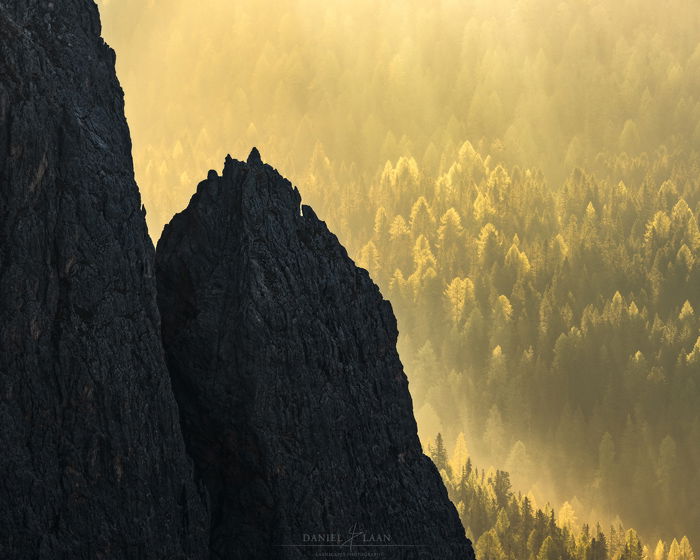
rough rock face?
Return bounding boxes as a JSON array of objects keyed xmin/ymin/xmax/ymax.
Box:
[
  {"xmin": 156, "ymin": 149, "xmax": 474, "ymax": 559},
  {"xmin": 0, "ymin": 2, "xmax": 208, "ymax": 558}
]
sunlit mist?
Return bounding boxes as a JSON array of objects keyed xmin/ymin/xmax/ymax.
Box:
[{"xmin": 98, "ymin": 0, "xmax": 700, "ymax": 556}]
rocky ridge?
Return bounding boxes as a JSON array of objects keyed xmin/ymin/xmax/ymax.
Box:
[
  {"xmin": 0, "ymin": 1, "xmax": 207, "ymax": 558},
  {"xmin": 155, "ymin": 149, "xmax": 474, "ymax": 559},
  {"xmin": 0, "ymin": 1, "xmax": 474, "ymax": 558}
]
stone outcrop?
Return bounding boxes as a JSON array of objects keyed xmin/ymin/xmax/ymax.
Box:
[
  {"xmin": 156, "ymin": 149, "xmax": 474, "ymax": 559},
  {"xmin": 0, "ymin": 1, "xmax": 474, "ymax": 557},
  {"xmin": 0, "ymin": 2, "xmax": 207, "ymax": 558}
]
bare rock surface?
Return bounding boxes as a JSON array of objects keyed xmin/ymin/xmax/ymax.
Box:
[
  {"xmin": 156, "ymin": 151, "xmax": 474, "ymax": 559},
  {"xmin": 0, "ymin": 2, "xmax": 208, "ymax": 558}
]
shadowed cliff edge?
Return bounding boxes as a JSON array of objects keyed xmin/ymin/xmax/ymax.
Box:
[
  {"xmin": 0, "ymin": 0, "xmax": 473, "ymax": 557},
  {"xmin": 155, "ymin": 148, "xmax": 474, "ymax": 559},
  {"xmin": 0, "ymin": 1, "xmax": 208, "ymax": 558}
]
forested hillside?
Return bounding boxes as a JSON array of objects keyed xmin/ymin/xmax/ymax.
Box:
[
  {"xmin": 429, "ymin": 433, "xmax": 697, "ymax": 560},
  {"xmin": 98, "ymin": 0, "xmax": 700, "ymax": 550},
  {"xmin": 333, "ymin": 145, "xmax": 700, "ymax": 548}
]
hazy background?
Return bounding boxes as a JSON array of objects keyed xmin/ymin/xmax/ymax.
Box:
[{"xmin": 98, "ymin": 0, "xmax": 700, "ymax": 557}]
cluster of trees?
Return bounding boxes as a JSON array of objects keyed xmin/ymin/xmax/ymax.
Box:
[
  {"xmin": 98, "ymin": 0, "xmax": 700, "ymax": 234},
  {"xmin": 97, "ymin": 0, "xmax": 700, "ymax": 551},
  {"xmin": 429, "ymin": 432, "xmax": 697, "ymax": 560},
  {"xmin": 318, "ymin": 144, "xmax": 700, "ymax": 547}
]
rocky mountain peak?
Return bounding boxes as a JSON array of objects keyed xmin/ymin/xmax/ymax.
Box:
[
  {"xmin": 247, "ymin": 146, "xmax": 262, "ymax": 165},
  {"xmin": 156, "ymin": 153, "xmax": 474, "ymax": 559},
  {"xmin": 1, "ymin": 1, "xmax": 474, "ymax": 557}
]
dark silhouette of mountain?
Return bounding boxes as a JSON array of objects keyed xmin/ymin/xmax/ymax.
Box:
[
  {"xmin": 0, "ymin": 1, "xmax": 472, "ymax": 558},
  {"xmin": 155, "ymin": 150, "xmax": 474, "ymax": 559},
  {"xmin": 0, "ymin": 1, "xmax": 207, "ymax": 558}
]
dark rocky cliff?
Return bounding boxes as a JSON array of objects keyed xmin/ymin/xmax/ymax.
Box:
[
  {"xmin": 1, "ymin": 1, "xmax": 473, "ymax": 557},
  {"xmin": 156, "ymin": 149, "xmax": 474, "ymax": 559},
  {"xmin": 0, "ymin": 1, "xmax": 208, "ymax": 558}
]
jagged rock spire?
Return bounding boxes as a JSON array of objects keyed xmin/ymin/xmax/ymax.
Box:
[
  {"xmin": 156, "ymin": 154, "xmax": 474, "ymax": 560},
  {"xmin": 247, "ymin": 146, "xmax": 262, "ymax": 165}
]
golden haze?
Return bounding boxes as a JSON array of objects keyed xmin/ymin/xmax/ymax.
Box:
[{"xmin": 98, "ymin": 0, "xmax": 700, "ymax": 557}]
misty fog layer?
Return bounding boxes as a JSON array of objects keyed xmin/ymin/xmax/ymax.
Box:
[{"xmin": 98, "ymin": 0, "xmax": 700, "ymax": 557}]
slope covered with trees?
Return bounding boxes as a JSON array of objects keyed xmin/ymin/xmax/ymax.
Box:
[
  {"xmin": 337, "ymin": 145, "xmax": 700, "ymax": 547},
  {"xmin": 97, "ymin": 0, "xmax": 700, "ymax": 550},
  {"xmin": 99, "ymin": 0, "xmax": 700, "ymax": 235},
  {"xmin": 430, "ymin": 432, "xmax": 697, "ymax": 560}
]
